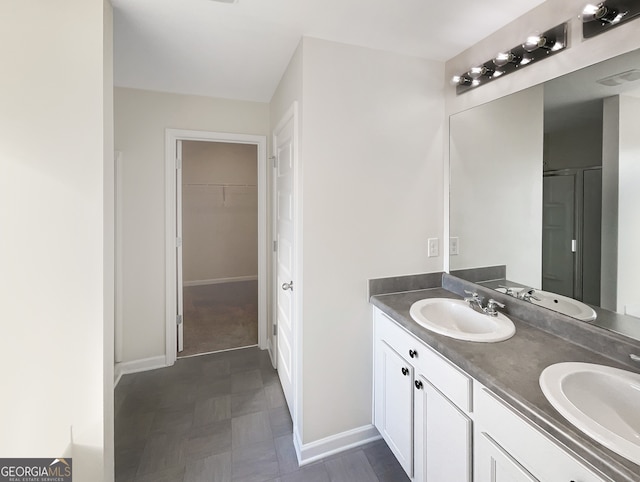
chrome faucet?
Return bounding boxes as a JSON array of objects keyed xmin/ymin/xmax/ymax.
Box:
[
  {"xmin": 517, "ymin": 287, "xmax": 541, "ymax": 302},
  {"xmin": 464, "ymin": 291, "xmax": 505, "ymax": 317},
  {"xmin": 499, "ymin": 285, "xmax": 541, "ymax": 303},
  {"xmin": 464, "ymin": 290, "xmax": 485, "ymax": 313}
]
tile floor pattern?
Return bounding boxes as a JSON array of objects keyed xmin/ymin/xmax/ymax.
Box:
[{"xmin": 115, "ymin": 347, "xmax": 409, "ymax": 481}]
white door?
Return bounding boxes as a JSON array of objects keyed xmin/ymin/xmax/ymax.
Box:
[
  {"xmin": 274, "ymin": 111, "xmax": 296, "ymax": 413},
  {"xmin": 176, "ymin": 140, "xmax": 184, "ymax": 353}
]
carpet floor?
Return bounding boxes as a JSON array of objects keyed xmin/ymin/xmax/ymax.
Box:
[{"xmin": 181, "ymin": 280, "xmax": 258, "ymax": 357}]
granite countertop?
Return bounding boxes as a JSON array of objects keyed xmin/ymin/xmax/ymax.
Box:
[{"xmin": 371, "ymin": 287, "xmax": 640, "ymax": 482}]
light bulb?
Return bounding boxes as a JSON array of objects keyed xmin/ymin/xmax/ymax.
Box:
[
  {"xmin": 596, "ymin": 5, "xmax": 622, "ymax": 23},
  {"xmin": 523, "ymin": 35, "xmax": 542, "ymax": 52},
  {"xmin": 523, "ymin": 34, "xmax": 555, "ymax": 52},
  {"xmin": 468, "ymin": 66, "xmax": 493, "ymax": 79},
  {"xmin": 451, "ymin": 75, "xmax": 473, "ymax": 86},
  {"xmin": 493, "ymin": 51, "xmax": 521, "ymax": 67},
  {"xmin": 583, "ymin": 3, "xmax": 600, "ymax": 16}
]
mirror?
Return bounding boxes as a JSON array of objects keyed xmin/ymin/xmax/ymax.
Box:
[{"xmin": 449, "ymin": 47, "xmax": 640, "ymax": 341}]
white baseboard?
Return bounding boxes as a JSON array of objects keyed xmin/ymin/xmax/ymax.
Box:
[
  {"xmin": 114, "ymin": 355, "xmax": 168, "ymax": 386},
  {"xmin": 294, "ymin": 424, "xmax": 381, "ymax": 466},
  {"xmin": 183, "ymin": 275, "xmax": 258, "ymax": 287}
]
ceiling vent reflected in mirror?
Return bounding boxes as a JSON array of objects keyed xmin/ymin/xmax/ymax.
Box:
[
  {"xmin": 596, "ymin": 69, "xmax": 640, "ymax": 86},
  {"xmin": 582, "ymin": 0, "xmax": 640, "ymax": 38}
]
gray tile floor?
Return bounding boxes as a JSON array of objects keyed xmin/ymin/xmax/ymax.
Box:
[{"xmin": 115, "ymin": 347, "xmax": 408, "ymax": 481}]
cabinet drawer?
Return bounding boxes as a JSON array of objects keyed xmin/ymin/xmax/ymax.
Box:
[
  {"xmin": 474, "ymin": 383, "xmax": 607, "ymax": 482},
  {"xmin": 374, "ymin": 308, "xmax": 472, "ymax": 412}
]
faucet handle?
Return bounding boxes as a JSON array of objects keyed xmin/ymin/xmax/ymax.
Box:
[{"xmin": 486, "ymin": 299, "xmax": 505, "ymax": 316}]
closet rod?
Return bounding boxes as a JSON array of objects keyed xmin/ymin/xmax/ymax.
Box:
[{"xmin": 183, "ymin": 182, "xmax": 257, "ymax": 187}]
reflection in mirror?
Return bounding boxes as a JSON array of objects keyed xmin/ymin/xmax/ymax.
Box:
[{"xmin": 449, "ymin": 48, "xmax": 640, "ymax": 341}]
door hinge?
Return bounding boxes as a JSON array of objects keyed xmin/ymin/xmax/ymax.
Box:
[
  {"xmin": 571, "ymin": 239, "xmax": 577, "ymax": 253},
  {"xmin": 273, "ymin": 240, "xmax": 278, "ymax": 252},
  {"xmin": 176, "ymin": 156, "xmax": 182, "ymax": 170},
  {"xmin": 269, "ymin": 155, "xmax": 277, "ymax": 168},
  {"xmin": 273, "ymin": 324, "xmax": 277, "ymax": 336},
  {"xmin": 176, "ymin": 237, "xmax": 182, "ymax": 247},
  {"xmin": 176, "ymin": 315, "xmax": 183, "ymax": 326}
]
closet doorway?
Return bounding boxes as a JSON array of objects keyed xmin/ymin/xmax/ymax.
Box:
[
  {"xmin": 181, "ymin": 140, "xmax": 258, "ymax": 356},
  {"xmin": 165, "ymin": 130, "xmax": 267, "ymax": 365}
]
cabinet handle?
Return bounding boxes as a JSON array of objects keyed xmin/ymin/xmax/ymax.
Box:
[
  {"xmin": 401, "ymin": 367, "xmax": 409, "ymax": 376},
  {"xmin": 409, "ymin": 349, "xmax": 418, "ymax": 358},
  {"xmin": 414, "ymin": 380, "xmax": 423, "ymax": 390}
]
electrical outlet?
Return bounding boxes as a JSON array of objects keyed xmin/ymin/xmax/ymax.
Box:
[
  {"xmin": 428, "ymin": 238, "xmax": 439, "ymax": 257},
  {"xmin": 450, "ymin": 237, "xmax": 459, "ymax": 256}
]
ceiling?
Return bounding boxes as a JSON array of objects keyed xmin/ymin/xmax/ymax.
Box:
[
  {"xmin": 113, "ymin": 0, "xmax": 548, "ymax": 103},
  {"xmin": 544, "ymin": 47, "xmax": 640, "ymax": 131}
]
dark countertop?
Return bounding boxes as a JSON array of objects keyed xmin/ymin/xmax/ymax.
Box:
[{"xmin": 371, "ymin": 287, "xmax": 640, "ymax": 482}]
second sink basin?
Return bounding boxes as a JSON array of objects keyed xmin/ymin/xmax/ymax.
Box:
[
  {"xmin": 409, "ymin": 298, "xmax": 515, "ymax": 342},
  {"xmin": 540, "ymin": 362, "xmax": 640, "ymax": 466},
  {"xmin": 496, "ymin": 287, "xmax": 597, "ymax": 321}
]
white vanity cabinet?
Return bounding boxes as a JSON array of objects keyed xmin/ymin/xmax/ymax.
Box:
[
  {"xmin": 373, "ymin": 308, "xmax": 472, "ymax": 481},
  {"xmin": 474, "ymin": 384, "xmax": 607, "ymax": 482},
  {"xmin": 373, "ymin": 306, "xmax": 611, "ymax": 482}
]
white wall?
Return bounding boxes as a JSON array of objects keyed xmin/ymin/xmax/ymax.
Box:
[
  {"xmin": 296, "ymin": 38, "xmax": 444, "ymax": 444},
  {"xmin": 182, "ymin": 141, "xmax": 258, "ymax": 283},
  {"xmin": 0, "ymin": 1, "xmax": 111, "ymax": 480},
  {"xmin": 617, "ymin": 94, "xmax": 640, "ymax": 317},
  {"xmin": 114, "ymin": 88, "xmax": 269, "ymax": 363},
  {"xmin": 450, "ymin": 86, "xmax": 543, "ymax": 286}
]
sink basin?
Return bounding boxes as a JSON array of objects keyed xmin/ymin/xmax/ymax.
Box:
[
  {"xmin": 409, "ymin": 298, "xmax": 515, "ymax": 342},
  {"xmin": 540, "ymin": 362, "xmax": 640, "ymax": 465},
  {"xmin": 496, "ymin": 287, "xmax": 597, "ymax": 321}
]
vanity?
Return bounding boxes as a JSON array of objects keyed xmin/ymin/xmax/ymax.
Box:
[{"xmin": 370, "ymin": 274, "xmax": 640, "ymax": 482}]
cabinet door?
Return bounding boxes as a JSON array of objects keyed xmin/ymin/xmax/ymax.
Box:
[
  {"xmin": 375, "ymin": 341, "xmax": 414, "ymax": 477},
  {"xmin": 476, "ymin": 432, "xmax": 539, "ymax": 482},
  {"xmin": 414, "ymin": 376, "xmax": 472, "ymax": 482}
]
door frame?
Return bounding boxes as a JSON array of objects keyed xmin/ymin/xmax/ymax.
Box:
[{"xmin": 165, "ymin": 128, "xmax": 268, "ymax": 366}]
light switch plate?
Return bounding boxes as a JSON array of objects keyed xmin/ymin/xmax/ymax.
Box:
[
  {"xmin": 428, "ymin": 238, "xmax": 439, "ymax": 257},
  {"xmin": 450, "ymin": 237, "xmax": 459, "ymax": 256}
]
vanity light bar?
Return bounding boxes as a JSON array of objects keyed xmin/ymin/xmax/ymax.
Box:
[
  {"xmin": 451, "ymin": 22, "xmax": 568, "ymax": 95},
  {"xmin": 582, "ymin": 0, "xmax": 640, "ymax": 38}
]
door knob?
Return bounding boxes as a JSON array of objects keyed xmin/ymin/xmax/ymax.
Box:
[{"xmin": 282, "ymin": 281, "xmax": 293, "ymax": 291}]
